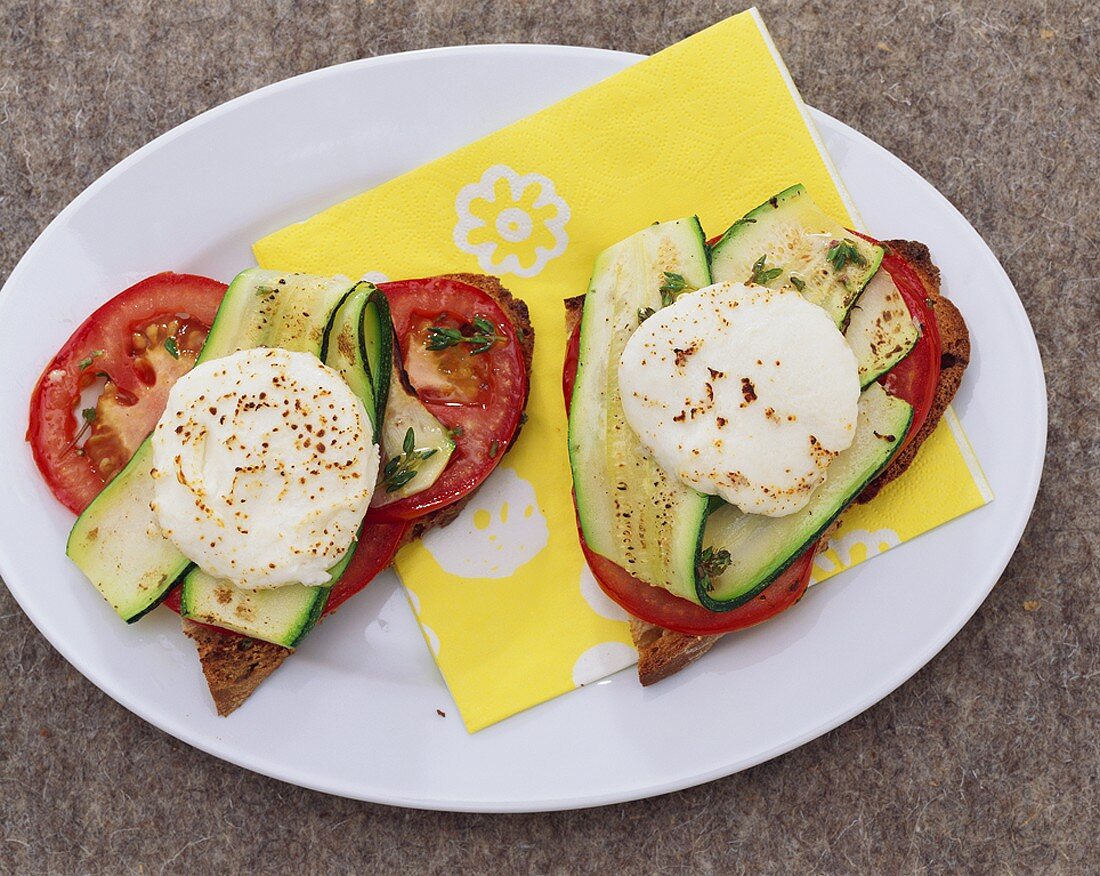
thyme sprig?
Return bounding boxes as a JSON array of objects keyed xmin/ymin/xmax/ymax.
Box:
[
  {"xmin": 749, "ymin": 254, "xmax": 783, "ymax": 286},
  {"xmin": 696, "ymin": 546, "xmax": 732, "ymax": 592},
  {"xmin": 382, "ymin": 428, "xmax": 438, "ymax": 492},
  {"xmin": 426, "ymin": 316, "xmax": 503, "ymax": 355},
  {"xmin": 826, "ymin": 238, "xmax": 867, "ymax": 272},
  {"xmin": 659, "ymin": 271, "xmax": 696, "ymax": 306}
]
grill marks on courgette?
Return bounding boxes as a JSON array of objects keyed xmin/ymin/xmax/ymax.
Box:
[
  {"xmin": 845, "ymin": 269, "xmax": 921, "ymax": 388},
  {"xmin": 710, "ymin": 185, "xmax": 918, "ymax": 384},
  {"xmin": 710, "ymin": 184, "xmax": 883, "ymax": 329},
  {"xmin": 179, "ymin": 273, "xmax": 394, "ymax": 646},
  {"xmin": 67, "ymin": 270, "xmax": 356, "ymax": 624},
  {"xmin": 693, "ymin": 187, "xmax": 918, "ymax": 608},
  {"xmin": 569, "ymin": 218, "xmax": 712, "ymax": 602}
]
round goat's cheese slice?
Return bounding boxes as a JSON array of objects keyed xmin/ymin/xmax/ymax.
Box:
[
  {"xmin": 618, "ymin": 281, "xmax": 860, "ymax": 517},
  {"xmin": 151, "ymin": 347, "xmax": 378, "ymax": 588}
]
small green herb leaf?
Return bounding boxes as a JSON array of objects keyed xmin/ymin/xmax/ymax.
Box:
[
  {"xmin": 164, "ymin": 337, "xmax": 180, "ymax": 359},
  {"xmin": 638, "ymin": 306, "xmax": 656, "ymax": 324},
  {"xmin": 425, "ymin": 316, "xmax": 503, "ymax": 354},
  {"xmin": 383, "ymin": 429, "xmax": 438, "ymax": 493},
  {"xmin": 77, "ymin": 349, "xmax": 105, "ymax": 371},
  {"xmin": 425, "ymin": 326, "xmax": 463, "ymax": 349},
  {"xmin": 789, "ymin": 274, "xmax": 806, "ymax": 292},
  {"xmin": 659, "ymin": 272, "xmax": 697, "ymax": 306},
  {"xmin": 81, "ymin": 407, "xmax": 96, "ymax": 424},
  {"xmin": 749, "ymin": 254, "xmax": 783, "ymax": 286},
  {"xmin": 696, "ymin": 546, "xmax": 732, "ymax": 592},
  {"xmin": 488, "ymin": 439, "xmax": 500, "ymax": 459},
  {"xmin": 826, "ymin": 238, "xmax": 867, "ymax": 272}
]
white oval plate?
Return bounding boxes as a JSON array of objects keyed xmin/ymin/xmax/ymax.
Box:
[{"xmin": 0, "ymin": 46, "xmax": 1045, "ymax": 812}]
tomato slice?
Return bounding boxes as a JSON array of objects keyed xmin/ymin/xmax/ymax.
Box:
[
  {"xmin": 163, "ymin": 520, "xmax": 408, "ymax": 629},
  {"xmin": 28, "ymin": 272, "xmax": 226, "ymax": 513},
  {"xmin": 368, "ymin": 277, "xmax": 528, "ymax": 521},
  {"xmin": 583, "ymin": 535, "xmax": 815, "ymax": 636}
]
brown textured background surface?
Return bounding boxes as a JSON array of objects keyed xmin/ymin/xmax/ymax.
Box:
[{"xmin": 2, "ymin": 1, "xmax": 1097, "ymax": 872}]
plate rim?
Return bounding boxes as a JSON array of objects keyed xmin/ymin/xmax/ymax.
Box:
[{"xmin": 0, "ymin": 43, "xmax": 1047, "ymax": 812}]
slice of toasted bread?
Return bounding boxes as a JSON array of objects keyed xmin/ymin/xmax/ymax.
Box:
[
  {"xmin": 565, "ymin": 241, "xmax": 969, "ymax": 685},
  {"xmin": 182, "ymin": 620, "xmax": 292, "ymax": 716},
  {"xmin": 184, "ymin": 274, "xmax": 535, "ymax": 715}
]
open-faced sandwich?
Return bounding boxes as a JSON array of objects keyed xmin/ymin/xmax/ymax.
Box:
[
  {"xmin": 564, "ymin": 185, "xmax": 970, "ymax": 685},
  {"xmin": 29, "ymin": 270, "xmax": 532, "ymax": 714}
]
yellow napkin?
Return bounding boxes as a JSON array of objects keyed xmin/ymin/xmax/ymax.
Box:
[{"xmin": 255, "ymin": 8, "xmax": 991, "ymax": 732}]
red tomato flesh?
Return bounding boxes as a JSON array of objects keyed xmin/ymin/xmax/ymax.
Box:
[
  {"xmin": 32, "ymin": 272, "xmax": 418, "ymax": 633},
  {"xmin": 321, "ymin": 521, "xmax": 408, "ymax": 616},
  {"xmin": 28, "ymin": 272, "xmax": 226, "ymax": 513},
  {"xmin": 368, "ymin": 277, "xmax": 528, "ymax": 522},
  {"xmin": 564, "ymin": 321, "xmax": 815, "ymax": 634}
]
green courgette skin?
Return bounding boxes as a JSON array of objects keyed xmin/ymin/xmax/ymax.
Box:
[
  {"xmin": 179, "ymin": 566, "xmax": 331, "ymax": 648},
  {"xmin": 175, "ymin": 270, "xmax": 368, "ymax": 646},
  {"xmin": 709, "ymin": 183, "xmax": 806, "ymax": 252},
  {"xmin": 123, "ymin": 568, "xmax": 189, "ymax": 624},
  {"xmin": 66, "ymin": 439, "xmax": 193, "ymax": 623},
  {"xmin": 571, "ymin": 209, "xmax": 913, "ymax": 612},
  {"xmin": 321, "ymin": 281, "xmax": 393, "ymax": 444},
  {"xmin": 364, "ymin": 285, "xmax": 393, "ymax": 440}
]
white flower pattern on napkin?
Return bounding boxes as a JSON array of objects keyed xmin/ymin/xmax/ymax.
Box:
[{"xmin": 453, "ymin": 164, "xmax": 570, "ymax": 278}]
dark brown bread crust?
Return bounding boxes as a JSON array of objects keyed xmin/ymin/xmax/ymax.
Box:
[
  {"xmin": 181, "ymin": 619, "xmax": 291, "ymax": 717},
  {"xmin": 185, "ymin": 274, "xmax": 535, "ymax": 715},
  {"xmin": 564, "ymin": 241, "xmax": 970, "ymax": 685},
  {"xmin": 631, "ymin": 619, "xmax": 718, "ymax": 686}
]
